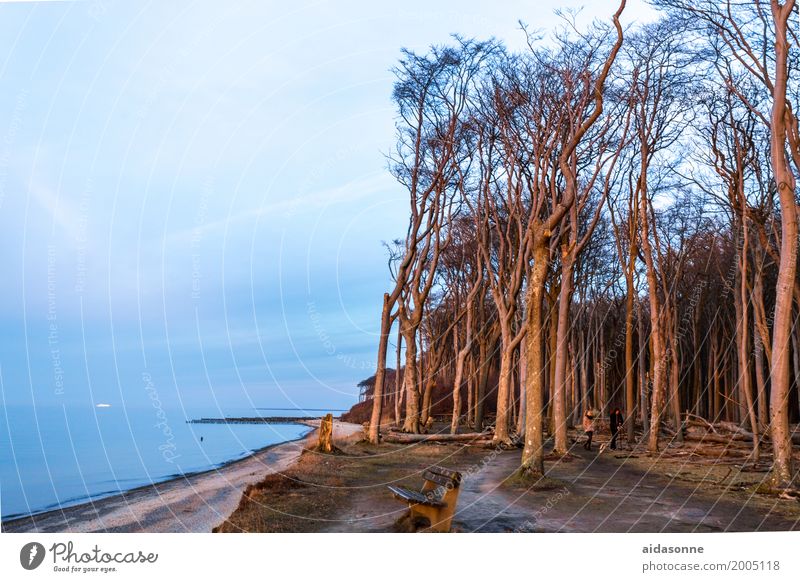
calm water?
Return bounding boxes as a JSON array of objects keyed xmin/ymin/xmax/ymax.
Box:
[{"xmin": 0, "ymin": 404, "xmax": 316, "ymax": 520}]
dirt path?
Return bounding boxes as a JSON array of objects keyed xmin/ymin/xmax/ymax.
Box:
[
  {"xmin": 326, "ymin": 443, "xmax": 800, "ymax": 533},
  {"xmin": 449, "ymin": 443, "xmax": 800, "ymax": 533}
]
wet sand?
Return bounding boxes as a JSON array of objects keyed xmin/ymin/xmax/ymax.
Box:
[{"xmin": 2, "ymin": 420, "xmax": 363, "ymax": 533}]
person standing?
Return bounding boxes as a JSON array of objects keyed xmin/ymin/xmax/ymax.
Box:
[
  {"xmin": 610, "ymin": 407, "xmax": 624, "ymax": 450},
  {"xmin": 583, "ymin": 410, "xmax": 595, "ymax": 450}
]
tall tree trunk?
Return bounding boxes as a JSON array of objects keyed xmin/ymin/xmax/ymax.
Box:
[
  {"xmin": 691, "ymin": 306, "xmax": 702, "ymax": 416},
  {"xmin": 668, "ymin": 309, "xmax": 683, "ymax": 442},
  {"xmin": 510, "ymin": 353, "xmax": 519, "ymax": 430},
  {"xmin": 706, "ymin": 336, "xmax": 714, "ymax": 420},
  {"xmin": 402, "ymin": 325, "xmax": 421, "ymax": 433},
  {"xmin": 451, "ymin": 294, "xmax": 477, "ymax": 434},
  {"xmin": 547, "ymin": 297, "xmax": 558, "ymax": 437},
  {"xmin": 521, "ymin": 238, "xmax": 549, "ymax": 476},
  {"xmin": 570, "ymin": 338, "xmax": 580, "ymax": 426},
  {"xmin": 517, "ymin": 339, "xmax": 527, "ymax": 435},
  {"xmin": 494, "ymin": 344, "xmax": 514, "ymax": 445},
  {"xmin": 421, "ymin": 377, "xmax": 435, "ymax": 428},
  {"xmin": 624, "ymin": 277, "xmax": 637, "ymax": 444},
  {"xmin": 755, "ymin": 325, "xmax": 768, "ymax": 430},
  {"xmin": 567, "ymin": 344, "xmax": 576, "ymax": 427},
  {"xmin": 552, "ymin": 255, "xmax": 574, "ymax": 455},
  {"xmin": 493, "ymin": 320, "xmax": 515, "ymax": 445},
  {"xmin": 641, "ymin": 200, "xmax": 666, "ymax": 452},
  {"xmin": 737, "ymin": 225, "xmax": 760, "ymax": 461},
  {"xmin": 598, "ymin": 327, "xmax": 607, "ymax": 416},
  {"xmin": 768, "ymin": 0, "xmax": 798, "ymax": 488},
  {"xmin": 475, "ymin": 336, "xmax": 491, "ymax": 430},
  {"xmin": 394, "ymin": 325, "xmax": 403, "ymax": 425},
  {"xmin": 368, "ymin": 294, "xmax": 392, "ymax": 443},
  {"xmin": 638, "ymin": 300, "xmax": 649, "ymax": 436},
  {"xmin": 581, "ymin": 330, "xmax": 590, "ymax": 418},
  {"xmin": 451, "ymin": 327, "xmax": 464, "ymax": 434},
  {"xmin": 792, "ymin": 320, "xmax": 800, "ymax": 421},
  {"xmin": 724, "ymin": 348, "xmax": 733, "ymax": 422},
  {"xmin": 417, "ymin": 346, "xmax": 426, "ymax": 424},
  {"xmin": 466, "ymin": 358, "xmax": 475, "ymax": 429},
  {"xmin": 592, "ymin": 321, "xmax": 599, "ymax": 412},
  {"xmin": 733, "ymin": 283, "xmax": 748, "ymax": 424},
  {"xmin": 711, "ymin": 336, "xmax": 720, "ymax": 421}
]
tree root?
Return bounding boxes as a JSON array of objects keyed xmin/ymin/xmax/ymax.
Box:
[
  {"xmin": 505, "ymin": 467, "xmax": 569, "ymax": 491},
  {"xmin": 544, "ymin": 450, "xmax": 576, "ymax": 461},
  {"xmin": 491, "ymin": 436, "xmax": 517, "ymax": 449}
]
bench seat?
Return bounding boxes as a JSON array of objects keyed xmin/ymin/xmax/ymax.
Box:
[{"xmin": 388, "ymin": 485, "xmax": 445, "ymax": 507}]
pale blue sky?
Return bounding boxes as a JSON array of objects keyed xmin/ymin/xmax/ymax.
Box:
[{"xmin": 0, "ymin": 0, "xmax": 656, "ymax": 413}]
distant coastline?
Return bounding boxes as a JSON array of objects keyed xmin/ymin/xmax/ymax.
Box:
[{"xmin": 187, "ymin": 416, "xmax": 322, "ymax": 425}]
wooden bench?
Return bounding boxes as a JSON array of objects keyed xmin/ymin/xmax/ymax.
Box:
[{"xmin": 388, "ymin": 466, "xmax": 462, "ymax": 532}]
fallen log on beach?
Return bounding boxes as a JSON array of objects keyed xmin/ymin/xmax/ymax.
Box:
[
  {"xmin": 188, "ymin": 416, "xmax": 319, "ymax": 424},
  {"xmin": 685, "ymin": 427, "xmax": 749, "ymax": 444},
  {"xmin": 382, "ymin": 431, "xmax": 492, "ymax": 444},
  {"xmin": 684, "ymin": 423, "xmax": 800, "ymax": 446}
]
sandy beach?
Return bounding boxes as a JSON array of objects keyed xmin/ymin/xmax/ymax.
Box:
[{"xmin": 1, "ymin": 420, "xmax": 363, "ymax": 533}]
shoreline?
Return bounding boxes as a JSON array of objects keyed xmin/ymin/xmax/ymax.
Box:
[
  {"xmin": 2, "ymin": 419, "xmax": 363, "ymax": 533},
  {"xmin": 1, "ymin": 424, "xmax": 314, "ymax": 524}
]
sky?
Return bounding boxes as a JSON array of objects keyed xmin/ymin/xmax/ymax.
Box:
[{"xmin": 0, "ymin": 0, "xmax": 657, "ymax": 414}]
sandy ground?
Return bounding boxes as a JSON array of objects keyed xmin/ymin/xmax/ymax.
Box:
[
  {"xmin": 1, "ymin": 420, "xmax": 364, "ymax": 533},
  {"xmin": 216, "ymin": 426, "xmax": 800, "ymax": 533}
]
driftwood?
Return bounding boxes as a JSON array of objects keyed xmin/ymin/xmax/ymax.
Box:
[
  {"xmin": 316, "ymin": 413, "xmax": 334, "ymax": 453},
  {"xmin": 660, "ymin": 422, "xmax": 677, "ymax": 436},
  {"xmin": 189, "ymin": 416, "xmax": 317, "ymax": 424},
  {"xmin": 383, "ymin": 430, "xmax": 492, "ymax": 444},
  {"xmin": 659, "ymin": 445, "xmax": 748, "ymax": 459},
  {"xmin": 716, "ymin": 420, "xmax": 754, "ymax": 437},
  {"xmin": 685, "ymin": 414, "xmax": 718, "ymax": 433},
  {"xmin": 685, "ymin": 427, "xmax": 748, "ymax": 444},
  {"xmin": 685, "ymin": 422, "xmax": 800, "ymax": 446}
]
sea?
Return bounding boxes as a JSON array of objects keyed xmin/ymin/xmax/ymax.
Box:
[{"xmin": 0, "ymin": 404, "xmax": 338, "ymax": 521}]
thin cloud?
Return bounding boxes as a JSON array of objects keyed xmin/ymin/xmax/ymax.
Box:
[{"xmin": 167, "ymin": 172, "xmax": 394, "ymax": 245}]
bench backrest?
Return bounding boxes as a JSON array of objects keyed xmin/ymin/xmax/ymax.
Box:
[
  {"xmin": 420, "ymin": 466, "xmax": 462, "ymax": 505},
  {"xmin": 429, "ymin": 466, "xmax": 462, "ymax": 484}
]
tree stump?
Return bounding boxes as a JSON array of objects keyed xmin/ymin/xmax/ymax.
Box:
[{"xmin": 317, "ymin": 413, "xmax": 334, "ymax": 453}]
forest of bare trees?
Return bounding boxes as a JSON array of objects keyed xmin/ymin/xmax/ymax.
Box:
[{"xmin": 365, "ymin": 0, "xmax": 800, "ymax": 491}]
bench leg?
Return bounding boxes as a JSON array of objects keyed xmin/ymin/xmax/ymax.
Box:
[{"xmin": 410, "ymin": 504, "xmax": 452, "ymax": 533}]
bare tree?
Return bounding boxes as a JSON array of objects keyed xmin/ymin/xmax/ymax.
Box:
[
  {"xmin": 621, "ymin": 19, "xmax": 694, "ymax": 452},
  {"xmin": 369, "ymin": 39, "xmax": 497, "ymax": 438},
  {"xmin": 520, "ymin": 0, "xmax": 626, "ymax": 477},
  {"xmin": 470, "ymin": 60, "xmax": 532, "ymax": 445},
  {"xmin": 655, "ymin": 0, "xmax": 799, "ymax": 488}
]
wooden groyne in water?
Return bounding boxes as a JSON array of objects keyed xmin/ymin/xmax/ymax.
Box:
[{"xmin": 187, "ymin": 416, "xmax": 326, "ymax": 425}]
